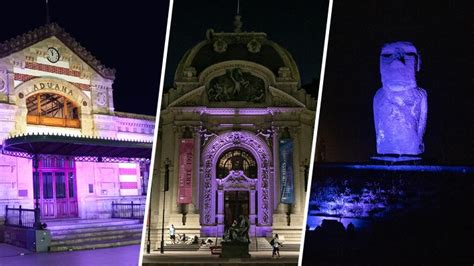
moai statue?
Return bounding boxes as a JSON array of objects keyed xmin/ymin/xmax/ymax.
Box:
[{"xmin": 373, "ymin": 41, "xmax": 427, "ymax": 156}]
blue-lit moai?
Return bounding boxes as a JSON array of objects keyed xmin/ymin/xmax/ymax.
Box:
[{"xmin": 373, "ymin": 42, "xmax": 427, "ymax": 156}]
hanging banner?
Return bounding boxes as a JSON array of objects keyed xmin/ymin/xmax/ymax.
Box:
[
  {"xmin": 177, "ymin": 139, "xmax": 194, "ymax": 204},
  {"xmin": 279, "ymin": 138, "xmax": 295, "ymax": 204}
]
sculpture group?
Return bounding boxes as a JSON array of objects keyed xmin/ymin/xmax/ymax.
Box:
[{"xmin": 220, "ymin": 215, "xmax": 251, "ymax": 258}]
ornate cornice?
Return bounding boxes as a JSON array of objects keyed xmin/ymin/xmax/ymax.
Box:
[{"xmin": 0, "ymin": 23, "xmax": 116, "ymax": 80}]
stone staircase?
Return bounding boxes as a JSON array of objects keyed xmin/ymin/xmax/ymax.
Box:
[
  {"xmin": 46, "ymin": 218, "xmax": 143, "ymax": 252},
  {"xmin": 271, "ymin": 227, "xmax": 302, "ymax": 251},
  {"xmin": 198, "ymin": 237, "xmax": 273, "ymax": 253}
]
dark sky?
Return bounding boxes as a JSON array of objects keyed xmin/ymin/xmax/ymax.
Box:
[
  {"xmin": 318, "ymin": 1, "xmax": 474, "ymax": 164},
  {"xmin": 164, "ymin": 0, "xmax": 329, "ymax": 89},
  {"xmin": 0, "ymin": 0, "xmax": 169, "ymax": 116}
]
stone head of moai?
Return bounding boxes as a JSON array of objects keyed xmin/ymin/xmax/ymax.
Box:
[{"xmin": 380, "ymin": 41, "xmax": 421, "ymax": 92}]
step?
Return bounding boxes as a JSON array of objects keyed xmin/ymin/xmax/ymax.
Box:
[
  {"xmin": 50, "ymin": 223, "xmax": 143, "ymax": 236},
  {"xmin": 51, "ymin": 231, "xmax": 143, "ymax": 246},
  {"xmin": 197, "ymin": 238, "xmax": 273, "ymax": 253},
  {"xmin": 46, "ymin": 219, "xmax": 141, "ymax": 230},
  {"xmin": 51, "ymin": 227, "xmax": 142, "ymax": 240},
  {"xmin": 160, "ymin": 244, "xmax": 201, "ymax": 251},
  {"xmin": 46, "ymin": 219, "xmax": 143, "ymax": 252},
  {"xmin": 49, "ymin": 238, "xmax": 141, "ymax": 252},
  {"xmin": 279, "ymin": 243, "xmax": 301, "ymax": 251}
]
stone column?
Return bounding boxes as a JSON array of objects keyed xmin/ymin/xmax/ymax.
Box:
[
  {"xmin": 249, "ymin": 189, "xmax": 257, "ymax": 225},
  {"xmin": 171, "ymin": 126, "xmax": 181, "ymax": 213},
  {"xmin": 273, "ymin": 127, "xmax": 285, "ymax": 214},
  {"xmin": 216, "ymin": 189, "xmax": 224, "ymax": 236},
  {"xmin": 290, "ymin": 127, "xmax": 302, "ymax": 214},
  {"xmin": 190, "ymin": 127, "xmax": 201, "ymax": 214}
]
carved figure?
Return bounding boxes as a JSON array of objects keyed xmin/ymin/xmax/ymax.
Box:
[
  {"xmin": 256, "ymin": 128, "xmax": 274, "ymax": 145},
  {"xmin": 373, "ymin": 41, "xmax": 427, "ymax": 155},
  {"xmin": 198, "ymin": 127, "xmax": 218, "ymax": 146},
  {"xmin": 207, "ymin": 68, "xmax": 265, "ymax": 102},
  {"xmin": 223, "ymin": 215, "xmax": 250, "ymax": 243}
]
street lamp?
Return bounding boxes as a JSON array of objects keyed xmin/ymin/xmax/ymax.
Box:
[
  {"xmin": 146, "ymin": 162, "xmax": 152, "ymax": 254},
  {"xmin": 32, "ymin": 154, "xmax": 42, "ymax": 230},
  {"xmin": 160, "ymin": 157, "xmax": 170, "ymax": 254}
]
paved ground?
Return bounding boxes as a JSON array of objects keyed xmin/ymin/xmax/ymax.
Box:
[
  {"xmin": 142, "ymin": 250, "xmax": 300, "ymax": 265},
  {"xmin": 0, "ymin": 243, "xmax": 141, "ymax": 266}
]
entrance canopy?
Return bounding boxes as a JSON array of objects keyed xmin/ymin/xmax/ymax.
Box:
[{"xmin": 2, "ymin": 133, "xmax": 153, "ymax": 159}]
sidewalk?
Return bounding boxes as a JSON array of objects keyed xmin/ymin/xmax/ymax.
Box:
[
  {"xmin": 142, "ymin": 250, "xmax": 299, "ymax": 265},
  {"xmin": 0, "ymin": 243, "xmax": 140, "ymax": 266}
]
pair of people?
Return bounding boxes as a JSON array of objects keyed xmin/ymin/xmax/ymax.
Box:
[{"xmin": 270, "ymin": 234, "xmax": 282, "ymax": 258}]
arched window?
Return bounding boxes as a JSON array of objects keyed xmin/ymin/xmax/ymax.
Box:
[
  {"xmin": 217, "ymin": 149, "xmax": 257, "ymax": 179},
  {"xmin": 26, "ymin": 93, "xmax": 80, "ymax": 128}
]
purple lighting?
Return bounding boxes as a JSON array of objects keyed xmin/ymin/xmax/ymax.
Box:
[{"xmin": 374, "ymin": 41, "xmax": 427, "ymax": 156}]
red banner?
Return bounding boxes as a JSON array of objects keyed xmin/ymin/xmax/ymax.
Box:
[{"xmin": 177, "ymin": 139, "xmax": 194, "ymax": 204}]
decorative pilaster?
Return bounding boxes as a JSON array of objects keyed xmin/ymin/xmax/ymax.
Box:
[
  {"xmin": 216, "ymin": 190, "xmax": 224, "ymax": 235},
  {"xmin": 289, "ymin": 127, "xmax": 302, "ymax": 214}
]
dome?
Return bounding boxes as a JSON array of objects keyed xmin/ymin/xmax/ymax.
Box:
[{"xmin": 174, "ymin": 27, "xmax": 300, "ymax": 84}]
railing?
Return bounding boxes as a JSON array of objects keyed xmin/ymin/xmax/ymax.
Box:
[
  {"xmin": 5, "ymin": 205, "xmax": 37, "ymax": 228},
  {"xmin": 111, "ymin": 201, "xmax": 145, "ymax": 220}
]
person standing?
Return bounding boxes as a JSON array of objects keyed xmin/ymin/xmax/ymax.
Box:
[
  {"xmin": 169, "ymin": 224, "xmax": 176, "ymax": 244},
  {"xmin": 270, "ymin": 233, "xmax": 282, "ymax": 258}
]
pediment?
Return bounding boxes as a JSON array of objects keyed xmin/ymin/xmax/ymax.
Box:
[
  {"xmin": 0, "ymin": 23, "xmax": 115, "ymax": 79},
  {"xmin": 166, "ymin": 85, "xmax": 307, "ymax": 108}
]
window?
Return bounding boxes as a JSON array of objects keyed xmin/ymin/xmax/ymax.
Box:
[
  {"xmin": 217, "ymin": 149, "xmax": 257, "ymax": 179},
  {"xmin": 26, "ymin": 93, "xmax": 80, "ymax": 128}
]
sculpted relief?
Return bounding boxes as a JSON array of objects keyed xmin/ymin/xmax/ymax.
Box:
[
  {"xmin": 373, "ymin": 41, "xmax": 427, "ymax": 155},
  {"xmin": 207, "ymin": 68, "xmax": 265, "ymax": 103}
]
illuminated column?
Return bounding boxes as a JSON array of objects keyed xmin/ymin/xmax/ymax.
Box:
[
  {"xmin": 249, "ymin": 189, "xmax": 256, "ymax": 225},
  {"xmin": 272, "ymin": 127, "xmax": 285, "ymax": 214},
  {"xmin": 216, "ymin": 189, "xmax": 224, "ymax": 236}
]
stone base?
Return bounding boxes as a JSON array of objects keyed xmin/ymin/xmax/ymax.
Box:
[
  {"xmin": 219, "ymin": 241, "xmax": 251, "ymax": 258},
  {"xmin": 371, "ymin": 155, "xmax": 422, "ymax": 162}
]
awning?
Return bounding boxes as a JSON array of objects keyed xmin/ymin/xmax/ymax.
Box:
[{"xmin": 2, "ymin": 133, "xmax": 153, "ymax": 159}]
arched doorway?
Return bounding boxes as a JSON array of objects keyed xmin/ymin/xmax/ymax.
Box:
[
  {"xmin": 200, "ymin": 131, "xmax": 273, "ymax": 237},
  {"xmin": 216, "ymin": 149, "xmax": 257, "ymax": 229}
]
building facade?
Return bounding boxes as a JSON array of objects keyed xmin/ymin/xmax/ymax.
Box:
[
  {"xmin": 0, "ymin": 24, "xmax": 154, "ymax": 223},
  {"xmin": 150, "ymin": 25, "xmax": 316, "ymax": 242}
]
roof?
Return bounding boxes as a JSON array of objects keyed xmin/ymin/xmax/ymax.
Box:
[
  {"xmin": 174, "ymin": 28, "xmax": 300, "ymax": 83},
  {"xmin": 0, "ymin": 23, "xmax": 116, "ymax": 80},
  {"xmin": 2, "ymin": 133, "xmax": 152, "ymax": 158}
]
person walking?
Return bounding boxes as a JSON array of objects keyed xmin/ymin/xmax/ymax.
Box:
[
  {"xmin": 169, "ymin": 224, "xmax": 176, "ymax": 244},
  {"xmin": 270, "ymin": 233, "xmax": 282, "ymax": 258}
]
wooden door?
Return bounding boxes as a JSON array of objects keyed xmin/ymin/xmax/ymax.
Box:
[{"xmin": 38, "ymin": 157, "xmax": 78, "ymax": 219}]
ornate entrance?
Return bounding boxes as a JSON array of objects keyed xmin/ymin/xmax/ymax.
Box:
[
  {"xmin": 200, "ymin": 131, "xmax": 273, "ymax": 237},
  {"xmin": 37, "ymin": 156, "xmax": 78, "ymax": 218}
]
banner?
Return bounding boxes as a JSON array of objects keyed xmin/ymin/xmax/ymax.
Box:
[
  {"xmin": 118, "ymin": 162, "xmax": 139, "ymax": 196},
  {"xmin": 279, "ymin": 138, "xmax": 294, "ymax": 204},
  {"xmin": 177, "ymin": 139, "xmax": 194, "ymax": 204}
]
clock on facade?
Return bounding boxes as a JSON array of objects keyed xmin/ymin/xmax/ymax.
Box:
[{"xmin": 46, "ymin": 47, "xmax": 60, "ymax": 63}]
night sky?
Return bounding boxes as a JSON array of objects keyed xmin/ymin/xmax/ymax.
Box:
[
  {"xmin": 0, "ymin": 1, "xmax": 169, "ymax": 116},
  {"xmin": 164, "ymin": 0, "xmax": 329, "ymax": 90},
  {"xmin": 317, "ymin": 1, "xmax": 473, "ymax": 164}
]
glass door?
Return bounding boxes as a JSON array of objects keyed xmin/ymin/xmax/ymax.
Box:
[{"xmin": 38, "ymin": 157, "xmax": 78, "ymax": 219}]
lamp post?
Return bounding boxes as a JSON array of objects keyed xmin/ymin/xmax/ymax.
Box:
[
  {"xmin": 160, "ymin": 158, "xmax": 170, "ymax": 254},
  {"xmin": 146, "ymin": 164, "xmax": 152, "ymax": 254},
  {"xmin": 32, "ymin": 154, "xmax": 42, "ymax": 230}
]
